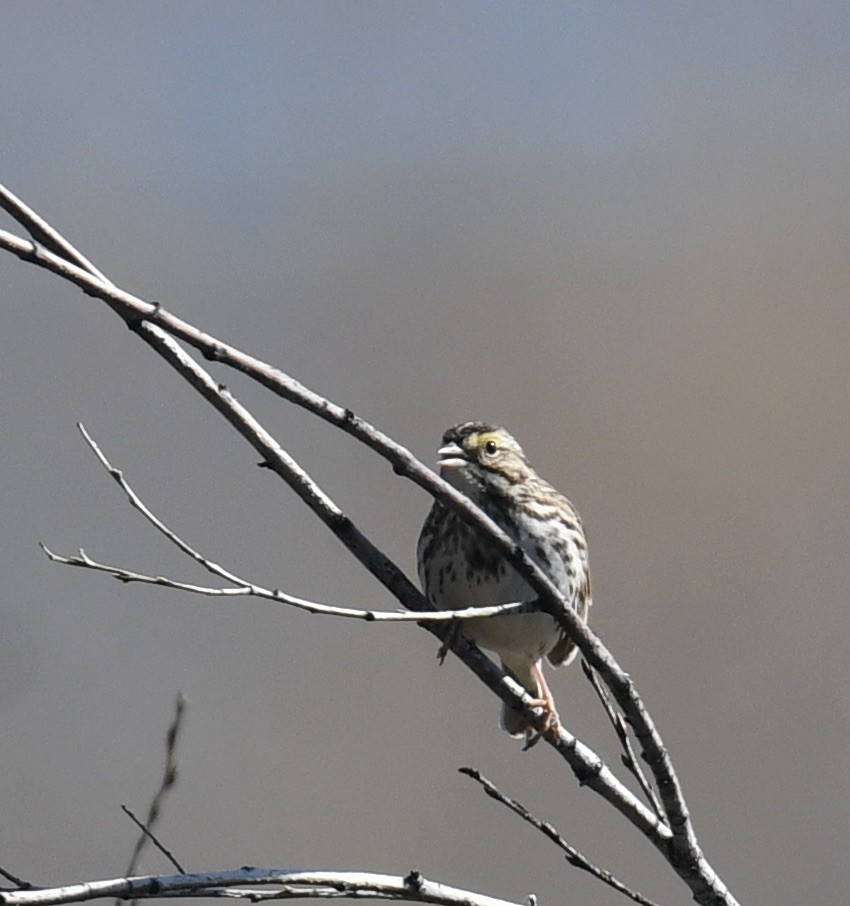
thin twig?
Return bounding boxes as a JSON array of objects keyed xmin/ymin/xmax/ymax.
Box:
[
  {"xmin": 77, "ymin": 422, "xmax": 250, "ymax": 589},
  {"xmin": 40, "ymin": 542, "xmax": 525, "ymax": 623},
  {"xmin": 459, "ymin": 768, "xmax": 663, "ymax": 906},
  {"xmin": 119, "ymin": 693, "xmax": 186, "ymax": 906},
  {"xmin": 581, "ymin": 661, "xmax": 665, "ymax": 821},
  {"xmin": 120, "ymin": 806, "xmax": 185, "ymax": 874},
  {"xmin": 0, "ymin": 868, "xmax": 34, "ymax": 891},
  {"xmin": 49, "ymin": 425, "xmax": 526, "ymax": 620}
]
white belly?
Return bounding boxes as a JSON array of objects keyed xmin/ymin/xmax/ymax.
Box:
[
  {"xmin": 465, "ymin": 609, "xmax": 561, "ymax": 661},
  {"xmin": 433, "ymin": 564, "xmax": 560, "ymax": 662}
]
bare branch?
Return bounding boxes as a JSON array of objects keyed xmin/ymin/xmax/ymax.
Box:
[
  {"xmin": 1, "ymin": 218, "xmax": 674, "ymax": 860},
  {"xmin": 39, "ymin": 426, "xmax": 668, "ymax": 850},
  {"xmin": 0, "ymin": 220, "xmax": 695, "ymax": 843},
  {"xmin": 0, "ymin": 868, "xmax": 34, "ymax": 892},
  {"xmin": 120, "ymin": 695, "xmax": 186, "ymax": 888},
  {"xmin": 3, "ymin": 213, "xmax": 672, "ymax": 849},
  {"xmin": 41, "ymin": 541, "xmax": 525, "ymax": 622},
  {"xmin": 581, "ymin": 662, "xmax": 664, "ymax": 821},
  {"xmin": 0, "ymin": 186, "xmax": 740, "ymax": 906},
  {"xmin": 40, "ymin": 542, "xmax": 526, "ymax": 623},
  {"xmin": 459, "ymin": 768, "xmax": 662, "ymax": 906},
  {"xmin": 0, "ymin": 184, "xmax": 111, "ymax": 284},
  {"xmin": 76, "ymin": 422, "xmax": 251, "ymax": 589},
  {"xmin": 119, "ymin": 807, "xmax": 185, "ymax": 875},
  {"xmin": 0, "ymin": 869, "xmax": 523, "ymax": 906}
]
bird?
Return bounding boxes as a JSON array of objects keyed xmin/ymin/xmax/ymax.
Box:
[{"xmin": 417, "ymin": 422, "xmax": 591, "ymax": 739}]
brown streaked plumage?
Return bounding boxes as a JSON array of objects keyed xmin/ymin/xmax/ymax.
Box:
[{"xmin": 417, "ymin": 422, "xmax": 591, "ymax": 738}]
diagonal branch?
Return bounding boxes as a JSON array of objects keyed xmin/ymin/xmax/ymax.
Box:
[
  {"xmin": 581, "ymin": 662, "xmax": 664, "ymax": 821},
  {"xmin": 0, "ymin": 183, "xmax": 111, "ymax": 284},
  {"xmin": 0, "ymin": 868, "xmax": 34, "ymax": 892},
  {"xmin": 120, "ymin": 806, "xmax": 185, "ymax": 875},
  {"xmin": 459, "ymin": 768, "xmax": 663, "ymax": 906},
  {"xmin": 0, "ymin": 185, "xmax": 739, "ymax": 906},
  {"xmin": 0, "ymin": 218, "xmax": 689, "ymax": 823},
  {"xmin": 75, "ymin": 421, "xmax": 250, "ymax": 589},
  {"xmin": 0, "ymin": 218, "xmax": 690, "ymax": 836}
]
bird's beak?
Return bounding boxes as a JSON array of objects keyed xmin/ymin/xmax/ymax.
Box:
[{"xmin": 436, "ymin": 442, "xmax": 468, "ymax": 472}]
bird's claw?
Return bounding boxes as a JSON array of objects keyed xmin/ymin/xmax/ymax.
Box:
[{"xmin": 521, "ymin": 697, "xmax": 561, "ymax": 750}]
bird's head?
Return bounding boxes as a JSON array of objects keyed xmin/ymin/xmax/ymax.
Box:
[{"xmin": 436, "ymin": 422, "xmax": 531, "ymax": 498}]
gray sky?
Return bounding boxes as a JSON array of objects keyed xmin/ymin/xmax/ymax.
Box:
[{"xmin": 1, "ymin": 4, "xmax": 848, "ymax": 905}]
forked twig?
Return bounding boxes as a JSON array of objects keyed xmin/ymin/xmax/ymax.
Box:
[
  {"xmin": 581, "ymin": 662, "xmax": 664, "ymax": 821},
  {"xmin": 40, "ymin": 541, "xmax": 525, "ymax": 623},
  {"xmin": 0, "ymin": 208, "xmax": 701, "ymax": 854},
  {"xmin": 42, "ymin": 424, "xmax": 526, "ymax": 624},
  {"xmin": 77, "ymin": 421, "xmax": 249, "ymax": 589},
  {"xmin": 459, "ymin": 768, "xmax": 663, "ymax": 906},
  {"xmin": 119, "ymin": 693, "xmax": 186, "ymax": 906}
]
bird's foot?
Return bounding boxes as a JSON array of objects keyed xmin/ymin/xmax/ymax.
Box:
[{"xmin": 521, "ymin": 683, "xmax": 561, "ymax": 749}]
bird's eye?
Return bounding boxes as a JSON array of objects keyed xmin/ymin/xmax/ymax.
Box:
[{"xmin": 483, "ymin": 440, "xmax": 498, "ymax": 456}]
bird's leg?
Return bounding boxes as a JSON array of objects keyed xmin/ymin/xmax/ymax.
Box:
[{"xmin": 522, "ymin": 665, "xmax": 561, "ymax": 748}]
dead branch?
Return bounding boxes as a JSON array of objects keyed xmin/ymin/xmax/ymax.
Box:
[
  {"xmin": 120, "ymin": 695, "xmax": 187, "ymax": 889},
  {"xmin": 0, "ymin": 183, "xmax": 739, "ymax": 906},
  {"xmin": 0, "ymin": 869, "xmax": 523, "ymax": 906},
  {"xmin": 460, "ymin": 767, "xmax": 663, "ymax": 906}
]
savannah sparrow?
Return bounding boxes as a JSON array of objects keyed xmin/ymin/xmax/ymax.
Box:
[{"xmin": 417, "ymin": 422, "xmax": 591, "ymax": 738}]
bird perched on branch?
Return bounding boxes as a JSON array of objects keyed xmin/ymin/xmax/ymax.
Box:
[{"xmin": 417, "ymin": 422, "xmax": 591, "ymax": 739}]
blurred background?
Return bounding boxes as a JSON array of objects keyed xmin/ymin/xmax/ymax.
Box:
[{"xmin": 1, "ymin": 4, "xmax": 848, "ymax": 905}]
